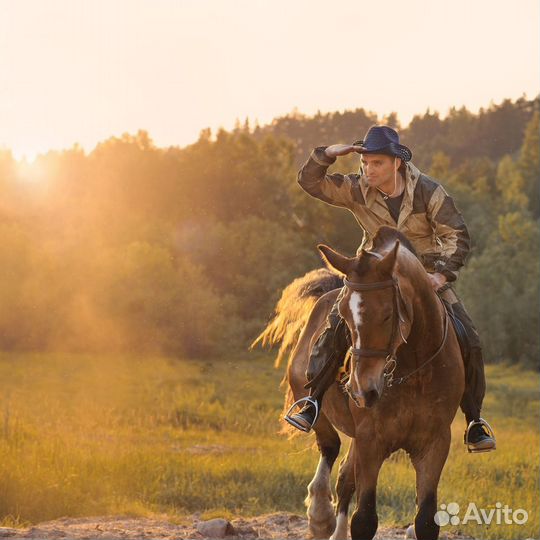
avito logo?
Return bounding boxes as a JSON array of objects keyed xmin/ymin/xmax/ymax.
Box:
[{"xmin": 434, "ymin": 502, "xmax": 528, "ymax": 526}]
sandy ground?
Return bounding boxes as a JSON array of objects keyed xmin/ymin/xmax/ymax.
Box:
[{"xmin": 0, "ymin": 512, "xmax": 475, "ymax": 539}]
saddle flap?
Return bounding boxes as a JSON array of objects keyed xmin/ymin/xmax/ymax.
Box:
[{"xmin": 441, "ymin": 298, "xmax": 471, "ymax": 362}]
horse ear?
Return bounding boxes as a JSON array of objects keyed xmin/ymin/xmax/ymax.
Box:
[
  {"xmin": 378, "ymin": 240, "xmax": 400, "ymax": 276},
  {"xmin": 317, "ymin": 244, "xmax": 354, "ymax": 275}
]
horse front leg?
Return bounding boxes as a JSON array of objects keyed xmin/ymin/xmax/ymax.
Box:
[
  {"xmin": 410, "ymin": 428, "xmax": 451, "ymax": 540},
  {"xmin": 330, "ymin": 440, "xmax": 355, "ymax": 540},
  {"xmin": 307, "ymin": 414, "xmax": 341, "ymax": 539},
  {"xmin": 350, "ymin": 438, "xmax": 384, "ymax": 540}
]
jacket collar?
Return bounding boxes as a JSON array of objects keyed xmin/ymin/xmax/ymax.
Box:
[{"xmin": 360, "ymin": 161, "xmax": 422, "ymax": 226}]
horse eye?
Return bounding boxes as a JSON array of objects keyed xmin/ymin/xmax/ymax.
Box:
[{"xmin": 383, "ymin": 314, "xmax": 392, "ymax": 322}]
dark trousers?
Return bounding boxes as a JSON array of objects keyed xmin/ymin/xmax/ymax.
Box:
[
  {"xmin": 442, "ymin": 288, "xmax": 486, "ymax": 424},
  {"xmin": 306, "ymin": 285, "xmax": 486, "ymax": 424}
]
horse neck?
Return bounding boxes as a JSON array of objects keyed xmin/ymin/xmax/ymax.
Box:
[{"xmin": 407, "ymin": 277, "xmax": 446, "ymax": 356}]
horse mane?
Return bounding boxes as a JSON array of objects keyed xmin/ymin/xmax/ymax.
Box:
[
  {"xmin": 250, "ymin": 268, "xmax": 343, "ymax": 367},
  {"xmin": 371, "ymin": 226, "xmax": 417, "ymax": 257}
]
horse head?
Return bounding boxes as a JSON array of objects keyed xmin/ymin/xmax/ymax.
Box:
[{"xmin": 318, "ymin": 240, "xmax": 413, "ymax": 408}]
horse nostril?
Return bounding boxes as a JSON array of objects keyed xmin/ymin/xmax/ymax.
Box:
[{"xmin": 364, "ymin": 389, "xmax": 380, "ymax": 408}]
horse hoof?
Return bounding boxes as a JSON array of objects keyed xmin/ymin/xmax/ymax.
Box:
[
  {"xmin": 308, "ymin": 516, "xmax": 336, "ymax": 539},
  {"xmin": 405, "ymin": 524, "xmax": 416, "ymax": 539}
]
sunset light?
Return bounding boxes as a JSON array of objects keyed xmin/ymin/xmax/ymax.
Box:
[{"xmin": 0, "ymin": 1, "xmax": 538, "ymax": 539}]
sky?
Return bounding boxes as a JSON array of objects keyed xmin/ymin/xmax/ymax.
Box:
[{"xmin": 0, "ymin": 0, "xmax": 538, "ymax": 160}]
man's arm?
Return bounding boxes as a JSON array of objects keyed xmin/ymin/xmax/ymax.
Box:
[
  {"xmin": 427, "ymin": 185, "xmax": 471, "ymax": 283},
  {"xmin": 297, "ymin": 145, "xmax": 362, "ymax": 209}
]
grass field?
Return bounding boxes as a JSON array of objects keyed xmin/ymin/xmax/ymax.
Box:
[{"xmin": 0, "ymin": 351, "xmax": 538, "ymax": 539}]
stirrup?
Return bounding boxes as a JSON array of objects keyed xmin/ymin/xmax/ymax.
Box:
[
  {"xmin": 465, "ymin": 418, "xmax": 496, "ymax": 453},
  {"xmin": 283, "ymin": 396, "xmax": 319, "ymax": 433}
]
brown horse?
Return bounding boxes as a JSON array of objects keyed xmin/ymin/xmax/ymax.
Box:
[{"xmin": 253, "ymin": 227, "xmax": 464, "ymax": 540}]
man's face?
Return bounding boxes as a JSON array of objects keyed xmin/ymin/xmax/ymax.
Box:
[{"xmin": 360, "ymin": 154, "xmax": 400, "ymax": 188}]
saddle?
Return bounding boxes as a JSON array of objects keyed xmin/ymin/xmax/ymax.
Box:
[{"xmin": 440, "ymin": 297, "xmax": 471, "ymax": 364}]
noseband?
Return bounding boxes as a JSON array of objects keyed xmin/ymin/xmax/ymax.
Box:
[{"xmin": 343, "ymin": 269, "xmax": 449, "ymax": 388}]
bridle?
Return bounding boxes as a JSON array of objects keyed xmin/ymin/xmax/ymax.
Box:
[
  {"xmin": 343, "ymin": 275, "xmax": 406, "ymax": 388},
  {"xmin": 342, "ymin": 257, "xmax": 449, "ymax": 389}
]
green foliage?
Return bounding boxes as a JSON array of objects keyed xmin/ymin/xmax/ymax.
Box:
[
  {"xmin": 454, "ymin": 146, "xmax": 540, "ymax": 368},
  {"xmin": 496, "ymin": 155, "xmax": 529, "ymax": 211},
  {"xmin": 458, "ymin": 211, "xmax": 539, "ymax": 367},
  {"xmin": 96, "ymin": 242, "xmax": 234, "ymax": 356},
  {"xmin": 0, "ymin": 97, "xmax": 538, "ymax": 366},
  {"xmin": 258, "ymin": 96, "xmax": 538, "ymax": 170},
  {"xmin": 519, "ymin": 110, "xmax": 540, "ymax": 217},
  {"xmin": 176, "ymin": 216, "xmax": 318, "ymax": 323}
]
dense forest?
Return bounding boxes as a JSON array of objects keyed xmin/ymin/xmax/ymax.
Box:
[{"xmin": 0, "ymin": 96, "xmax": 538, "ymax": 367}]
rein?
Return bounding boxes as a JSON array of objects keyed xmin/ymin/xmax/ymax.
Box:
[{"xmin": 343, "ymin": 273, "xmax": 449, "ymax": 388}]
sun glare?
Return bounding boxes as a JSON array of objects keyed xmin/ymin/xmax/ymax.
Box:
[{"xmin": 16, "ymin": 157, "xmax": 48, "ymax": 183}]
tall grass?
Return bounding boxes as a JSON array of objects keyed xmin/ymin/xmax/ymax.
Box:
[{"xmin": 0, "ymin": 352, "xmax": 537, "ymax": 539}]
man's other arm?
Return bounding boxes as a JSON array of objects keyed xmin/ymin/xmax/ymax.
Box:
[{"xmin": 427, "ymin": 185, "xmax": 471, "ymax": 283}]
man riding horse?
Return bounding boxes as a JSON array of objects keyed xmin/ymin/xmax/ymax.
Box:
[{"xmin": 285, "ymin": 125, "xmax": 496, "ymax": 453}]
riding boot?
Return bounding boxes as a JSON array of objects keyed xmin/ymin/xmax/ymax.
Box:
[{"xmin": 284, "ymin": 289, "xmax": 350, "ymax": 433}]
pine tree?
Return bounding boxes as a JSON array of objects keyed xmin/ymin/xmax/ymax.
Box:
[{"xmin": 519, "ymin": 110, "xmax": 540, "ymax": 217}]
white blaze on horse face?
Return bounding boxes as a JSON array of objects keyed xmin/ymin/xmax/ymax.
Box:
[
  {"xmin": 348, "ymin": 292, "xmax": 363, "ymax": 348},
  {"xmin": 349, "ymin": 291, "xmax": 364, "ymax": 396}
]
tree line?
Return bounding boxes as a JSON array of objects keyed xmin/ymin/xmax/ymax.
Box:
[{"xmin": 0, "ymin": 96, "xmax": 537, "ymax": 367}]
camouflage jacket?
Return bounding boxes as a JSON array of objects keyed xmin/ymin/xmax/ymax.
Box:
[{"xmin": 297, "ymin": 146, "xmax": 471, "ymax": 282}]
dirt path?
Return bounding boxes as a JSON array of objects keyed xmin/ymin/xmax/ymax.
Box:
[{"xmin": 0, "ymin": 513, "xmax": 474, "ymax": 539}]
